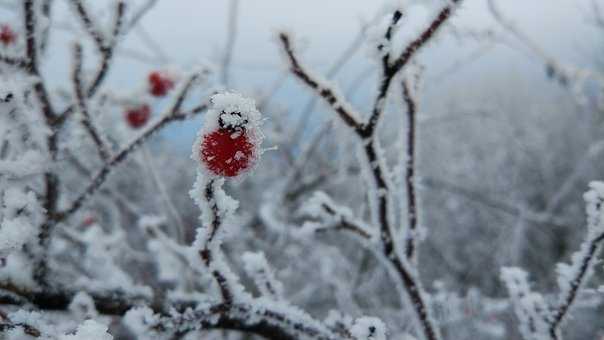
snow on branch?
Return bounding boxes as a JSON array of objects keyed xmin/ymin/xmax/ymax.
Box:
[
  {"xmin": 71, "ymin": 43, "xmax": 111, "ymax": 161},
  {"xmin": 57, "ymin": 71, "xmax": 210, "ymax": 223},
  {"xmin": 299, "ymin": 191, "xmax": 375, "ymax": 241},
  {"xmin": 502, "ymin": 182, "xmax": 604, "ymax": 340},
  {"xmin": 276, "ymin": 3, "xmax": 461, "ymax": 337},
  {"xmin": 242, "ymin": 251, "xmax": 285, "ymax": 300},
  {"xmin": 278, "ymin": 32, "xmax": 365, "ymax": 134}
]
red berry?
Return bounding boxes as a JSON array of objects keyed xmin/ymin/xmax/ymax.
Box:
[
  {"xmin": 82, "ymin": 215, "xmax": 96, "ymax": 227},
  {"xmin": 125, "ymin": 104, "xmax": 151, "ymax": 129},
  {"xmin": 200, "ymin": 128, "xmax": 255, "ymax": 177},
  {"xmin": 0, "ymin": 25, "xmax": 16, "ymax": 46},
  {"xmin": 148, "ymin": 71, "xmax": 174, "ymax": 97}
]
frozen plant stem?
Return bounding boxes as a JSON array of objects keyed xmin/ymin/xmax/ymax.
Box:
[
  {"xmin": 198, "ymin": 178, "xmax": 233, "ymax": 304},
  {"xmin": 402, "ymin": 80, "xmax": 418, "ymax": 260},
  {"xmin": 277, "ymin": 2, "xmax": 459, "ymax": 337}
]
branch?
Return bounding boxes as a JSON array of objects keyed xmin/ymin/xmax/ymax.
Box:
[
  {"xmin": 0, "ymin": 284, "xmax": 339, "ymax": 340},
  {"xmin": 57, "ymin": 0, "xmax": 127, "ymax": 125},
  {"xmin": 278, "ymin": 33, "xmax": 364, "ymax": 134},
  {"xmin": 0, "ymin": 54, "xmax": 27, "ymax": 68},
  {"xmin": 198, "ymin": 179, "xmax": 234, "ymax": 304},
  {"xmin": 278, "ymin": 28, "xmax": 443, "ymax": 340},
  {"xmin": 72, "ymin": 43, "xmax": 110, "ymax": 161},
  {"xmin": 402, "ymin": 79, "xmax": 419, "ymax": 260},
  {"xmin": 548, "ymin": 232, "xmax": 604, "ymax": 339},
  {"xmin": 365, "ymin": 2, "xmax": 458, "ymax": 137},
  {"xmin": 56, "ymin": 73, "xmax": 207, "ymax": 222}
]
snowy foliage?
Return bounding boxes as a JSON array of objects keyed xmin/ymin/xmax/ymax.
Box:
[{"xmin": 1, "ymin": 0, "xmax": 603, "ymax": 340}]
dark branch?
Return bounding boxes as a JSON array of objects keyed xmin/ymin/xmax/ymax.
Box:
[
  {"xmin": 278, "ymin": 33, "xmax": 364, "ymax": 134},
  {"xmin": 402, "ymin": 79, "xmax": 418, "ymax": 260},
  {"xmin": 56, "ymin": 74, "xmax": 207, "ymax": 222},
  {"xmin": 72, "ymin": 43, "xmax": 110, "ymax": 161},
  {"xmin": 548, "ymin": 232, "xmax": 604, "ymax": 338},
  {"xmin": 199, "ymin": 179, "xmax": 233, "ymax": 304},
  {"xmin": 364, "ymin": 2, "xmax": 457, "ymax": 137}
]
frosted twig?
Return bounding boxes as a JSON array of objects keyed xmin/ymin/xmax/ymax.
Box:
[
  {"xmin": 56, "ymin": 73, "xmax": 208, "ymax": 222},
  {"xmin": 71, "ymin": 43, "xmax": 111, "ymax": 161}
]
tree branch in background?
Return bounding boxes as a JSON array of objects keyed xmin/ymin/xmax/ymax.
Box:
[
  {"xmin": 221, "ymin": 0, "xmax": 239, "ymax": 86},
  {"xmin": 365, "ymin": 2, "xmax": 458, "ymax": 137},
  {"xmin": 276, "ymin": 3, "xmax": 461, "ymax": 334},
  {"xmin": 56, "ymin": 73, "xmax": 208, "ymax": 223},
  {"xmin": 402, "ymin": 79, "xmax": 419, "ymax": 259},
  {"xmin": 72, "ymin": 43, "xmax": 110, "ymax": 161},
  {"xmin": 279, "ymin": 33, "xmax": 364, "ymax": 134}
]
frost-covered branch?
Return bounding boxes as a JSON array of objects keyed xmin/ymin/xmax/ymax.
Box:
[
  {"xmin": 57, "ymin": 72, "xmax": 209, "ymax": 222},
  {"xmin": 502, "ymin": 182, "xmax": 604, "ymax": 340},
  {"xmin": 69, "ymin": 0, "xmax": 126, "ymax": 97},
  {"xmin": 277, "ymin": 3, "xmax": 461, "ymax": 336},
  {"xmin": 301, "ymin": 191, "xmax": 375, "ymax": 241},
  {"xmin": 366, "ymin": 1, "xmax": 459, "ymax": 137},
  {"xmin": 402, "ymin": 78, "xmax": 419, "ymax": 260},
  {"xmin": 71, "ymin": 43, "xmax": 110, "ymax": 161},
  {"xmin": 278, "ymin": 33, "xmax": 364, "ymax": 134}
]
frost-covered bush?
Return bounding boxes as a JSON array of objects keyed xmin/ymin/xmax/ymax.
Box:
[{"xmin": 1, "ymin": 0, "xmax": 604, "ymax": 340}]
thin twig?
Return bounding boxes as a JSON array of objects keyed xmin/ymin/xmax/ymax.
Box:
[
  {"xmin": 402, "ymin": 79, "xmax": 418, "ymax": 259},
  {"xmin": 56, "ymin": 74, "xmax": 207, "ymax": 222},
  {"xmin": 72, "ymin": 43, "xmax": 110, "ymax": 161}
]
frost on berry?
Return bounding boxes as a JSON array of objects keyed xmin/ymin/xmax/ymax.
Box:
[
  {"xmin": 148, "ymin": 71, "xmax": 175, "ymax": 97},
  {"xmin": 194, "ymin": 92, "xmax": 263, "ymax": 178},
  {"xmin": 0, "ymin": 24, "xmax": 16, "ymax": 46},
  {"xmin": 125, "ymin": 104, "xmax": 151, "ymax": 129}
]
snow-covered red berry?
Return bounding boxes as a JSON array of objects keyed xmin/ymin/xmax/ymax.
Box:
[
  {"xmin": 201, "ymin": 125, "xmax": 254, "ymax": 177},
  {"xmin": 0, "ymin": 25, "xmax": 16, "ymax": 46},
  {"xmin": 148, "ymin": 71, "xmax": 175, "ymax": 97},
  {"xmin": 195, "ymin": 92, "xmax": 263, "ymax": 178},
  {"xmin": 125, "ymin": 104, "xmax": 151, "ymax": 129}
]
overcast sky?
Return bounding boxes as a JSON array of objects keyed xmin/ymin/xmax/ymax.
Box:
[{"xmin": 2, "ymin": 0, "xmax": 601, "ymax": 149}]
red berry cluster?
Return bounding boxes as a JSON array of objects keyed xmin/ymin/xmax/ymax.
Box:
[
  {"xmin": 125, "ymin": 104, "xmax": 151, "ymax": 129},
  {"xmin": 148, "ymin": 71, "xmax": 175, "ymax": 97},
  {"xmin": 123, "ymin": 71, "xmax": 176, "ymax": 129},
  {"xmin": 0, "ymin": 25, "xmax": 16, "ymax": 46},
  {"xmin": 200, "ymin": 113, "xmax": 255, "ymax": 177}
]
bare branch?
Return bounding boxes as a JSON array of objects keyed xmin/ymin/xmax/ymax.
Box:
[
  {"xmin": 0, "ymin": 54, "xmax": 27, "ymax": 68},
  {"xmin": 57, "ymin": 0, "xmax": 127, "ymax": 125},
  {"xmin": 402, "ymin": 79, "xmax": 418, "ymax": 259},
  {"xmin": 278, "ymin": 22, "xmax": 448, "ymax": 339},
  {"xmin": 548, "ymin": 232, "xmax": 604, "ymax": 338},
  {"xmin": 365, "ymin": 2, "xmax": 458, "ymax": 137},
  {"xmin": 278, "ymin": 32, "xmax": 364, "ymax": 134},
  {"xmin": 56, "ymin": 74, "xmax": 208, "ymax": 222},
  {"xmin": 198, "ymin": 179, "xmax": 233, "ymax": 303},
  {"xmin": 72, "ymin": 43, "xmax": 110, "ymax": 161}
]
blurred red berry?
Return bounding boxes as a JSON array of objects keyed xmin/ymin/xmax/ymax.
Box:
[
  {"xmin": 125, "ymin": 104, "xmax": 151, "ymax": 129},
  {"xmin": 201, "ymin": 128, "xmax": 254, "ymax": 177},
  {"xmin": 148, "ymin": 71, "xmax": 174, "ymax": 97},
  {"xmin": 0, "ymin": 25, "xmax": 16, "ymax": 46},
  {"xmin": 82, "ymin": 215, "xmax": 96, "ymax": 227}
]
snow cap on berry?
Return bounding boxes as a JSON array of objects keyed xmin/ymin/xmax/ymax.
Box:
[{"xmin": 194, "ymin": 91, "xmax": 264, "ymax": 178}]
